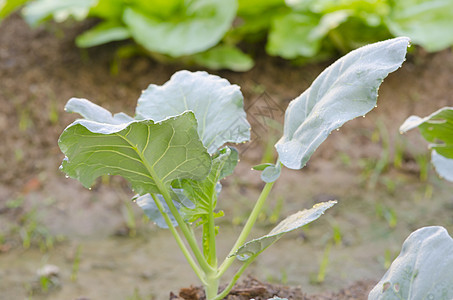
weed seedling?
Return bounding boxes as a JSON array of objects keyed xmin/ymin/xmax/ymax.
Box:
[{"xmin": 58, "ymin": 38, "xmax": 409, "ymax": 299}]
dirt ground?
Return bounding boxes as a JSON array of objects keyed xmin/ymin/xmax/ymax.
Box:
[{"xmin": 1, "ymin": 14, "xmax": 453, "ymax": 300}]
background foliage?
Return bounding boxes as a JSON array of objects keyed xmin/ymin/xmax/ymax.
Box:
[{"xmin": 1, "ymin": 0, "xmax": 453, "ymax": 71}]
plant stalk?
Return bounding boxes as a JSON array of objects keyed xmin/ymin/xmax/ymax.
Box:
[
  {"xmin": 207, "ymin": 193, "xmax": 218, "ymax": 267},
  {"xmin": 213, "ymin": 255, "xmax": 256, "ymax": 300},
  {"xmin": 217, "ymin": 181, "xmax": 275, "ymax": 278},
  {"xmin": 126, "ymin": 141, "xmax": 214, "ymax": 274},
  {"xmin": 154, "ymin": 177, "xmax": 214, "ymax": 274},
  {"xmin": 205, "ymin": 270, "xmax": 220, "ymax": 300},
  {"xmin": 150, "ymin": 193, "xmax": 207, "ymax": 285}
]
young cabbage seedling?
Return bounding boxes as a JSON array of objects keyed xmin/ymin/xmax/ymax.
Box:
[
  {"xmin": 58, "ymin": 37, "xmax": 409, "ymax": 299},
  {"xmin": 369, "ymin": 108, "xmax": 453, "ymax": 299}
]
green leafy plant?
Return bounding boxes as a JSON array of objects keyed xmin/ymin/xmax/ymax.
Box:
[
  {"xmin": 400, "ymin": 107, "xmax": 453, "ymax": 182},
  {"xmin": 2, "ymin": 0, "xmax": 451, "ymax": 70},
  {"xmin": 369, "ymin": 108, "xmax": 453, "ymax": 299},
  {"xmin": 58, "ymin": 37, "xmax": 409, "ymax": 299}
]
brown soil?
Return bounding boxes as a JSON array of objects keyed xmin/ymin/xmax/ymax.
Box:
[
  {"xmin": 1, "ymin": 13, "xmax": 453, "ymax": 300},
  {"xmin": 171, "ymin": 276, "xmax": 376, "ymax": 299}
]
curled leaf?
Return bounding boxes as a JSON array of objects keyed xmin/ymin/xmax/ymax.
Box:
[
  {"xmin": 275, "ymin": 37, "xmax": 409, "ymax": 170},
  {"xmin": 231, "ymin": 200, "xmax": 336, "ymax": 261}
]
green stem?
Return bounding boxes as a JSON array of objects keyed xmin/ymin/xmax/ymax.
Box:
[
  {"xmin": 213, "ymin": 255, "xmax": 257, "ymax": 300},
  {"xmin": 217, "ymin": 181, "xmax": 275, "ymax": 278},
  {"xmin": 123, "ymin": 138, "xmax": 213, "ymax": 274},
  {"xmin": 207, "ymin": 193, "xmax": 217, "ymax": 267},
  {"xmin": 205, "ymin": 271, "xmax": 220, "ymax": 300},
  {"xmin": 204, "ymin": 193, "xmax": 219, "ymax": 299},
  {"xmin": 150, "ymin": 193, "xmax": 207, "ymax": 285},
  {"xmin": 154, "ymin": 176, "xmax": 214, "ymax": 274}
]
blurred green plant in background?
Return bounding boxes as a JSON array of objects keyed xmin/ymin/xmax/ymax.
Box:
[{"xmin": 1, "ymin": 0, "xmax": 452, "ymax": 71}]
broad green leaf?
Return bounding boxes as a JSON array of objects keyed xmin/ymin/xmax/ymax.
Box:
[
  {"xmin": 266, "ymin": 11, "xmax": 321, "ymax": 58},
  {"xmin": 135, "ymin": 70, "xmax": 250, "ymax": 154},
  {"xmin": 122, "ymin": 0, "xmax": 237, "ymax": 56},
  {"xmin": 385, "ymin": 0, "xmax": 453, "ymax": 52},
  {"xmin": 369, "ymin": 226, "xmax": 453, "ymax": 300},
  {"xmin": 76, "ymin": 22, "xmax": 131, "ymax": 48},
  {"xmin": 266, "ymin": 10, "xmax": 349, "ymax": 59},
  {"xmin": 303, "ymin": 0, "xmax": 390, "ymax": 18},
  {"xmin": 276, "ymin": 37, "xmax": 409, "ymax": 170},
  {"xmin": 238, "ymin": 0, "xmax": 284, "ymax": 15},
  {"xmin": 179, "ymin": 146, "xmax": 239, "ymax": 222},
  {"xmin": 400, "ymin": 107, "xmax": 453, "ymax": 182},
  {"xmin": 130, "ymin": 0, "xmax": 185, "ymax": 19},
  {"xmin": 22, "ymin": 0, "xmax": 95, "ymax": 27},
  {"xmin": 89, "ymin": 0, "xmax": 124, "ymax": 20},
  {"xmin": 231, "ymin": 200, "xmax": 336, "ymax": 261},
  {"xmin": 0, "ymin": 0, "xmax": 28, "ymax": 19},
  {"xmin": 192, "ymin": 45, "xmax": 254, "ymax": 72},
  {"xmin": 59, "ymin": 98, "xmax": 211, "ymax": 195}
]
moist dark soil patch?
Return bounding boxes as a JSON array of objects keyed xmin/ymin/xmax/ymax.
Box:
[{"xmin": 171, "ymin": 276, "xmax": 376, "ymax": 299}]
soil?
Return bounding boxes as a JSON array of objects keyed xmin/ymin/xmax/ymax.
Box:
[
  {"xmin": 171, "ymin": 277, "xmax": 376, "ymax": 299},
  {"xmin": 1, "ymin": 13, "xmax": 453, "ymax": 300}
]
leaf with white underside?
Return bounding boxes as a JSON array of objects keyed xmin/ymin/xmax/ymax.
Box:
[
  {"xmin": 134, "ymin": 190, "xmax": 194, "ymax": 228},
  {"xmin": 369, "ymin": 226, "xmax": 453, "ymax": 300},
  {"xmin": 231, "ymin": 200, "xmax": 336, "ymax": 261},
  {"xmin": 400, "ymin": 107, "xmax": 453, "ymax": 182},
  {"xmin": 260, "ymin": 163, "xmax": 282, "ymax": 183},
  {"xmin": 431, "ymin": 150, "xmax": 453, "ymax": 182},
  {"xmin": 59, "ymin": 98, "xmax": 211, "ymax": 195},
  {"xmin": 136, "ymin": 70, "xmax": 250, "ymax": 154},
  {"xmin": 276, "ymin": 37, "xmax": 409, "ymax": 170}
]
